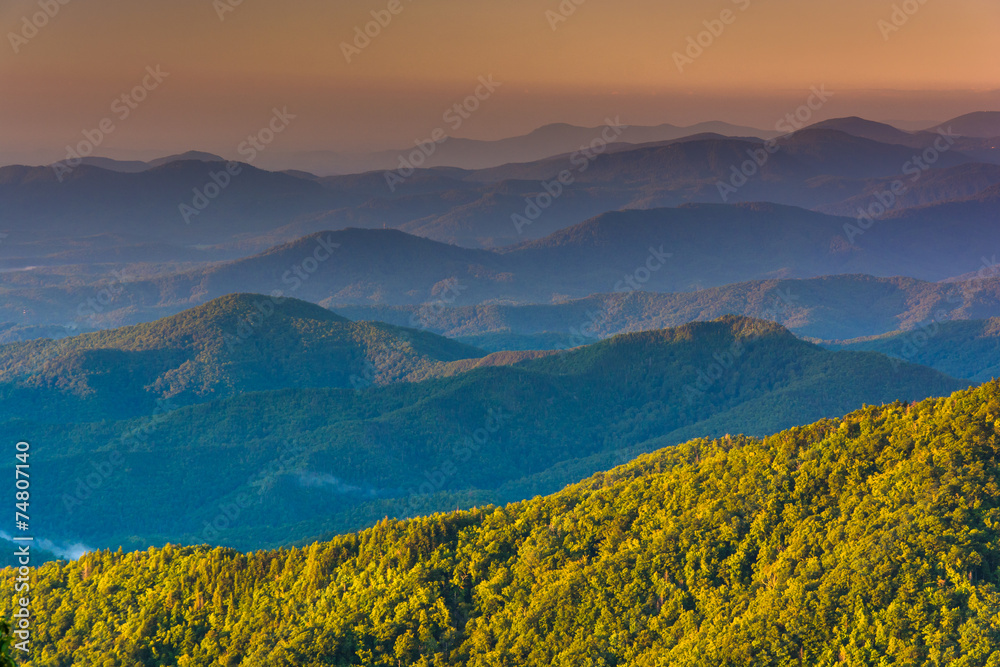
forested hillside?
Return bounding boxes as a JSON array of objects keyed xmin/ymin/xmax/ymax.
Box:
[
  {"xmin": 0, "ymin": 294, "xmax": 482, "ymax": 421},
  {"xmin": 8, "ymin": 316, "xmax": 966, "ymax": 554},
  {"xmin": 830, "ymin": 318, "xmax": 1000, "ymax": 382},
  {"xmin": 7, "ymin": 381, "xmax": 1000, "ymax": 666}
]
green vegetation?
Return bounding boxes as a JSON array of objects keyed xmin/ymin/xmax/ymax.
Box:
[
  {"xmin": 0, "ymin": 294, "xmax": 483, "ymax": 422},
  {"xmin": 0, "ymin": 621, "xmax": 15, "ymax": 667},
  {"xmin": 454, "ymin": 331, "xmax": 578, "ymax": 353},
  {"xmin": 7, "ymin": 380, "xmax": 1000, "ymax": 665},
  {"xmin": 830, "ymin": 318, "xmax": 1000, "ymax": 382},
  {"xmin": 9, "ymin": 315, "xmax": 966, "ymax": 554}
]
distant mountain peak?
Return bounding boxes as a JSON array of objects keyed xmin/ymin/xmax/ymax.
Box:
[
  {"xmin": 928, "ymin": 111, "xmax": 1000, "ymax": 137},
  {"xmin": 187, "ymin": 293, "xmax": 350, "ymax": 325},
  {"xmin": 146, "ymin": 151, "xmax": 227, "ymax": 169},
  {"xmin": 801, "ymin": 117, "xmax": 918, "ymax": 146}
]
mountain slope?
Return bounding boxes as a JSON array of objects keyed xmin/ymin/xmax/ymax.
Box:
[
  {"xmin": 932, "ymin": 111, "xmax": 1000, "ymax": 137},
  {"xmin": 829, "ymin": 318, "xmax": 1000, "ymax": 382},
  {"xmin": 339, "ymin": 274, "xmax": 1000, "ymax": 343},
  {"xmin": 815, "ymin": 162, "xmax": 1000, "ymax": 217},
  {"xmin": 10, "ymin": 380, "xmax": 1000, "ymax": 665},
  {"xmin": 257, "ymin": 120, "xmax": 777, "ymax": 174},
  {"xmin": 7, "ymin": 316, "xmax": 967, "ymax": 551},
  {"xmin": 804, "ymin": 116, "xmax": 923, "ymax": 146},
  {"xmin": 0, "ymin": 293, "xmax": 483, "ymax": 421},
  {"xmin": 0, "ymin": 160, "xmax": 344, "ymax": 245},
  {"xmin": 467, "ymin": 129, "xmax": 972, "ymax": 184},
  {"xmin": 7, "ymin": 192, "xmax": 1000, "ymax": 327},
  {"xmin": 0, "ymin": 125, "xmax": 994, "ymax": 261}
]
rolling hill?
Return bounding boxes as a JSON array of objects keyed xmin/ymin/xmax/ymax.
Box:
[
  {"xmin": 4, "ymin": 315, "xmax": 967, "ymax": 553},
  {"xmin": 829, "ymin": 317, "xmax": 1000, "ymax": 382},
  {"xmin": 6, "ymin": 192, "xmax": 1000, "ymax": 329},
  {"xmin": 64, "ymin": 151, "xmax": 227, "ymax": 173},
  {"xmin": 254, "ymin": 120, "xmax": 778, "ymax": 175},
  {"xmin": 803, "ymin": 116, "xmax": 927, "ymax": 146},
  {"xmin": 0, "ymin": 160, "xmax": 345, "ymax": 247},
  {"xmin": 815, "ymin": 162, "xmax": 1000, "ymax": 217},
  {"xmin": 337, "ymin": 274, "xmax": 1000, "ymax": 343},
  {"xmin": 930, "ymin": 111, "xmax": 1000, "ymax": 138},
  {"xmin": 0, "ymin": 294, "xmax": 483, "ymax": 421},
  {"xmin": 9, "ymin": 380, "xmax": 1000, "ymax": 665}
]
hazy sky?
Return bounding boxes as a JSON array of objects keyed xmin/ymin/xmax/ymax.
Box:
[{"xmin": 1, "ymin": 0, "xmax": 997, "ymax": 163}]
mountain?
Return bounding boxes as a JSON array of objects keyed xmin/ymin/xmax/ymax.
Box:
[
  {"xmin": 337, "ymin": 274, "xmax": 1000, "ymax": 343},
  {"xmin": 0, "ymin": 228, "xmax": 513, "ymax": 328},
  {"xmin": 8, "ymin": 192, "xmax": 1000, "ymax": 328},
  {"xmin": 815, "ymin": 162, "xmax": 1000, "ymax": 217},
  {"xmin": 65, "ymin": 151, "xmax": 228, "ymax": 174},
  {"xmin": 0, "ymin": 322, "xmax": 79, "ymax": 344},
  {"xmin": 146, "ymin": 195, "xmax": 1000, "ymax": 302},
  {"xmin": 2, "ymin": 123, "xmax": 989, "ymax": 261},
  {"xmin": 255, "ymin": 120, "xmax": 778, "ymax": 175},
  {"xmin": 931, "ymin": 111, "xmax": 1000, "ymax": 138},
  {"xmin": 0, "ymin": 160, "xmax": 344, "ymax": 246},
  {"xmin": 803, "ymin": 116, "xmax": 925, "ymax": 146},
  {"xmin": 799, "ymin": 117, "xmax": 1000, "ymax": 165},
  {"xmin": 884, "ymin": 181, "xmax": 1000, "ymax": 224},
  {"xmin": 466, "ymin": 128, "xmax": 973, "ymax": 188},
  {"xmin": 0, "ymin": 294, "xmax": 483, "ymax": 421},
  {"xmin": 504, "ymin": 198, "xmax": 1000, "ymax": 289},
  {"xmin": 186, "ymin": 229, "xmax": 504, "ymax": 307},
  {"xmin": 0, "ymin": 124, "xmax": 994, "ymax": 260},
  {"xmin": 144, "ymin": 151, "xmax": 227, "ymax": 169},
  {"xmin": 881, "ymin": 117, "xmax": 943, "ymax": 131},
  {"xmin": 69, "ymin": 156, "xmax": 150, "ymax": 173},
  {"xmin": 828, "ymin": 318, "xmax": 1000, "ymax": 382},
  {"xmin": 5, "ymin": 315, "xmax": 966, "ymax": 552},
  {"xmin": 10, "ymin": 380, "xmax": 1000, "ymax": 665}
]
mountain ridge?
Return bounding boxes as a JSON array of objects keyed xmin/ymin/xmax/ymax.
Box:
[
  {"xmin": 8, "ymin": 379, "xmax": 1000, "ymax": 664},
  {"xmin": 5, "ymin": 313, "xmax": 966, "ymax": 552}
]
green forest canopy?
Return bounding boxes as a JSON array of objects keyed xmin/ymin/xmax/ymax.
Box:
[{"xmin": 5, "ymin": 381, "xmax": 1000, "ymax": 665}]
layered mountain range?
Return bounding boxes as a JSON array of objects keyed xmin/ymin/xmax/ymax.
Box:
[
  {"xmin": 4, "ymin": 113, "xmax": 1000, "ymax": 574},
  {"xmin": 0, "ymin": 298, "xmax": 966, "ymax": 555}
]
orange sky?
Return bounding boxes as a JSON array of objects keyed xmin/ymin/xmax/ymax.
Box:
[{"xmin": 1, "ymin": 0, "xmax": 998, "ymax": 162}]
